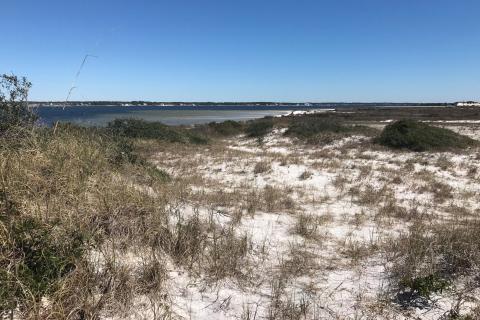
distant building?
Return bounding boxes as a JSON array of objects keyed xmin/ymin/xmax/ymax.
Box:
[{"xmin": 456, "ymin": 101, "xmax": 480, "ymax": 107}]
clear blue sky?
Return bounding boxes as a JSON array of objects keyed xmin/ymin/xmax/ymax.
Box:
[{"xmin": 1, "ymin": 0, "xmax": 479, "ymax": 102}]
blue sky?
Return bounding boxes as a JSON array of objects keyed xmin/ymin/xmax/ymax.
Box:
[{"xmin": 1, "ymin": 0, "xmax": 479, "ymax": 102}]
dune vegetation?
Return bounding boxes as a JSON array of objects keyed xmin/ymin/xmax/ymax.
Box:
[
  {"xmin": 1, "ymin": 75, "xmax": 480, "ymax": 319},
  {"xmin": 376, "ymin": 119, "xmax": 476, "ymax": 151}
]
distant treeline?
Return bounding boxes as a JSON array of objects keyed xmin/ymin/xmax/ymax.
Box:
[{"xmin": 30, "ymin": 101, "xmax": 454, "ymax": 107}]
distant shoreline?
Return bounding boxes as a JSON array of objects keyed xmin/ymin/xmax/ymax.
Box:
[{"xmin": 30, "ymin": 102, "xmax": 453, "ymax": 108}]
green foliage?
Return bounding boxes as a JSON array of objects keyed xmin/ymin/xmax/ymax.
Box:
[
  {"xmin": 207, "ymin": 120, "xmax": 244, "ymax": 136},
  {"xmin": 0, "ymin": 74, "xmax": 37, "ymax": 133},
  {"xmin": 0, "ymin": 199, "xmax": 85, "ymax": 312},
  {"xmin": 376, "ymin": 119, "xmax": 476, "ymax": 151},
  {"xmin": 111, "ymin": 137, "xmax": 139, "ymax": 166},
  {"xmin": 285, "ymin": 118, "xmax": 376, "ymax": 144},
  {"xmin": 400, "ymin": 274, "xmax": 450, "ymax": 299},
  {"xmin": 245, "ymin": 118, "xmax": 274, "ymax": 138},
  {"xmin": 107, "ymin": 119, "xmax": 208, "ymax": 144},
  {"xmin": 144, "ymin": 164, "xmax": 171, "ymax": 183}
]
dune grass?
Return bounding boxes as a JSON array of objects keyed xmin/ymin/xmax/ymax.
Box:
[{"xmin": 0, "ymin": 123, "xmax": 174, "ymax": 318}]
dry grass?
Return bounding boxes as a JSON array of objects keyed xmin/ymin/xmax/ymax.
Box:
[
  {"xmin": 2, "ymin": 117, "xmax": 479, "ymax": 319},
  {"xmin": 384, "ymin": 219, "xmax": 480, "ymax": 307},
  {"xmin": 254, "ymin": 161, "xmax": 271, "ymax": 174},
  {"xmin": 293, "ymin": 213, "xmax": 324, "ymax": 240}
]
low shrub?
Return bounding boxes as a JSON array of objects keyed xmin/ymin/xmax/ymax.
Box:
[
  {"xmin": 245, "ymin": 118, "xmax": 274, "ymax": 138},
  {"xmin": 399, "ymin": 274, "xmax": 449, "ymax": 299},
  {"xmin": 0, "ymin": 199, "xmax": 86, "ymax": 313},
  {"xmin": 376, "ymin": 119, "xmax": 476, "ymax": 151},
  {"xmin": 107, "ymin": 119, "xmax": 208, "ymax": 144},
  {"xmin": 207, "ymin": 120, "xmax": 244, "ymax": 136},
  {"xmin": 285, "ymin": 118, "xmax": 375, "ymax": 144}
]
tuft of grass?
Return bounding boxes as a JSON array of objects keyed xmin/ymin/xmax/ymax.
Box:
[
  {"xmin": 375, "ymin": 119, "xmax": 476, "ymax": 152},
  {"xmin": 262, "ymin": 185, "xmax": 296, "ymax": 212},
  {"xmin": 254, "ymin": 161, "xmax": 270, "ymax": 174},
  {"xmin": 293, "ymin": 213, "xmax": 321, "ymax": 239},
  {"xmin": 298, "ymin": 170, "xmax": 313, "ymax": 180}
]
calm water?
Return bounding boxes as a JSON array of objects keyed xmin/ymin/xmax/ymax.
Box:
[{"xmin": 35, "ymin": 105, "xmax": 325, "ymax": 126}]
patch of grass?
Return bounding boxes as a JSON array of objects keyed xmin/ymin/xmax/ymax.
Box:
[
  {"xmin": 254, "ymin": 161, "xmax": 270, "ymax": 174},
  {"xmin": 0, "ymin": 123, "xmax": 173, "ymax": 318},
  {"xmin": 262, "ymin": 185, "xmax": 296, "ymax": 212},
  {"xmin": 158, "ymin": 214, "xmax": 252, "ymax": 282},
  {"xmin": 375, "ymin": 119, "xmax": 476, "ymax": 152},
  {"xmin": 107, "ymin": 118, "xmax": 208, "ymax": 144},
  {"xmin": 293, "ymin": 213, "xmax": 321, "ymax": 239},
  {"xmin": 298, "ymin": 170, "xmax": 313, "ymax": 180},
  {"xmin": 385, "ymin": 221, "xmax": 480, "ymax": 305}
]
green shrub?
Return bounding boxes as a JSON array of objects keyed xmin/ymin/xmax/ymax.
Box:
[
  {"xmin": 207, "ymin": 120, "xmax": 244, "ymax": 136},
  {"xmin": 286, "ymin": 119, "xmax": 349, "ymax": 138},
  {"xmin": 107, "ymin": 119, "xmax": 208, "ymax": 144},
  {"xmin": 400, "ymin": 274, "xmax": 449, "ymax": 299},
  {"xmin": 111, "ymin": 137, "xmax": 139, "ymax": 165},
  {"xmin": 376, "ymin": 119, "xmax": 476, "ymax": 151},
  {"xmin": 0, "ymin": 199, "xmax": 85, "ymax": 313},
  {"xmin": 285, "ymin": 118, "xmax": 376, "ymax": 144},
  {"xmin": 245, "ymin": 118, "xmax": 274, "ymax": 138},
  {"xmin": 0, "ymin": 74, "xmax": 37, "ymax": 133}
]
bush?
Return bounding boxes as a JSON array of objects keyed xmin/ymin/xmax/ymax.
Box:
[
  {"xmin": 399, "ymin": 274, "xmax": 449, "ymax": 299},
  {"xmin": 0, "ymin": 199, "xmax": 85, "ymax": 313},
  {"xmin": 285, "ymin": 118, "xmax": 376, "ymax": 144},
  {"xmin": 107, "ymin": 119, "xmax": 208, "ymax": 144},
  {"xmin": 245, "ymin": 118, "xmax": 274, "ymax": 138},
  {"xmin": 0, "ymin": 74, "xmax": 37, "ymax": 133},
  {"xmin": 376, "ymin": 119, "xmax": 476, "ymax": 151},
  {"xmin": 207, "ymin": 120, "xmax": 244, "ymax": 136}
]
